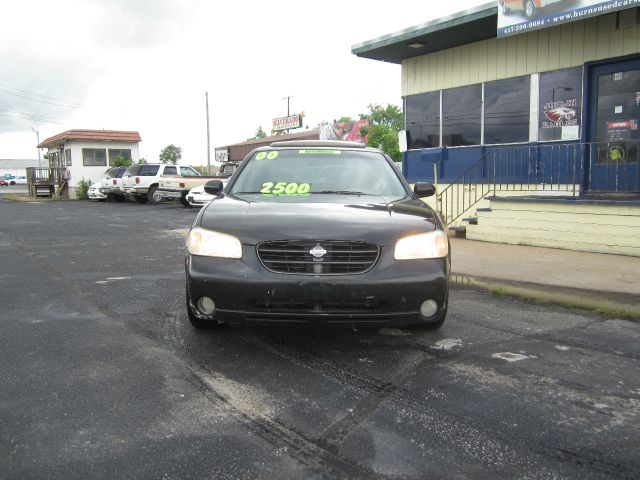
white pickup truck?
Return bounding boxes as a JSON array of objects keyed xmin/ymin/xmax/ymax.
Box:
[
  {"xmin": 121, "ymin": 163, "xmax": 200, "ymax": 204},
  {"xmin": 157, "ymin": 162, "xmax": 239, "ymax": 207}
]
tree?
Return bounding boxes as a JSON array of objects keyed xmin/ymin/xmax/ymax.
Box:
[
  {"xmin": 247, "ymin": 126, "xmax": 267, "ymax": 141},
  {"xmin": 159, "ymin": 144, "xmax": 182, "ymax": 164},
  {"xmin": 359, "ymin": 104, "xmax": 403, "ymax": 162},
  {"xmin": 112, "ymin": 156, "xmax": 132, "ymax": 167}
]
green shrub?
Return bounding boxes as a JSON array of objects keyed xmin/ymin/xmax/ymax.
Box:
[{"xmin": 76, "ymin": 178, "xmax": 90, "ymax": 200}]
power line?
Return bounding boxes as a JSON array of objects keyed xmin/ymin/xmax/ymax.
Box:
[
  {"xmin": 0, "ymin": 109, "xmax": 69, "ymax": 125},
  {"xmin": 0, "ymin": 82, "xmax": 83, "ymax": 108},
  {"xmin": 0, "ymin": 85, "xmax": 82, "ymax": 109}
]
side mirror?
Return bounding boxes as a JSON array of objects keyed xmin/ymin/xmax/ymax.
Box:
[
  {"xmin": 413, "ymin": 182, "xmax": 436, "ymax": 197},
  {"xmin": 204, "ymin": 179, "xmax": 224, "ymax": 196}
]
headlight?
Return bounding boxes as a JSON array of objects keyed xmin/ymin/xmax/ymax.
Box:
[
  {"xmin": 187, "ymin": 227, "xmax": 242, "ymax": 259},
  {"xmin": 394, "ymin": 230, "xmax": 448, "ymax": 260}
]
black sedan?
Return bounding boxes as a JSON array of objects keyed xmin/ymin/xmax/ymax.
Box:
[{"xmin": 185, "ymin": 140, "xmax": 450, "ymax": 330}]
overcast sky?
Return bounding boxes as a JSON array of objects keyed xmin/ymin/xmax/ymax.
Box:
[{"xmin": 1, "ymin": 0, "xmax": 487, "ymax": 164}]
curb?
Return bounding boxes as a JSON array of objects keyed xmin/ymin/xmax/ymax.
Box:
[{"xmin": 451, "ymin": 273, "xmax": 640, "ymax": 321}]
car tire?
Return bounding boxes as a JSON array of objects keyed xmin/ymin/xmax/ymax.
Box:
[
  {"xmin": 186, "ymin": 290, "xmax": 225, "ymax": 329},
  {"xmin": 148, "ymin": 185, "xmax": 160, "ymax": 204},
  {"xmin": 180, "ymin": 195, "xmax": 192, "ymax": 208},
  {"xmin": 524, "ymin": 0, "xmax": 535, "ymax": 17}
]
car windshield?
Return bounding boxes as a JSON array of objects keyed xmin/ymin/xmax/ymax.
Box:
[{"xmin": 228, "ymin": 148, "xmax": 407, "ymax": 201}]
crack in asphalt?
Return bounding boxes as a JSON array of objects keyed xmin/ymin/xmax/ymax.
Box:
[
  {"xmin": 7, "ymin": 222, "xmax": 640, "ymax": 480},
  {"xmin": 8, "ymin": 236, "xmax": 383, "ymax": 480},
  {"xmin": 239, "ymin": 334, "xmax": 640, "ymax": 479}
]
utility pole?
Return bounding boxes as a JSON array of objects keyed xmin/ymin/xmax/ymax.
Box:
[
  {"xmin": 283, "ymin": 95, "xmax": 292, "ymax": 116},
  {"xmin": 282, "ymin": 95, "xmax": 292, "ymax": 134},
  {"xmin": 205, "ymin": 92, "xmax": 211, "ymax": 174},
  {"xmin": 31, "ymin": 127, "xmax": 41, "ymax": 169}
]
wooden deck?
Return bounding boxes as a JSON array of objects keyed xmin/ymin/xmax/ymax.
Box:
[{"xmin": 26, "ymin": 167, "xmax": 68, "ymax": 199}]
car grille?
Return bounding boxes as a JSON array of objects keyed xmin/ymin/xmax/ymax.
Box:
[
  {"xmin": 257, "ymin": 240, "xmax": 379, "ymax": 275},
  {"xmin": 251, "ymin": 298, "xmax": 383, "ymax": 313}
]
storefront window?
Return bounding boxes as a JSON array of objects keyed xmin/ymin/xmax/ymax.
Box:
[
  {"xmin": 538, "ymin": 67, "xmax": 582, "ymax": 141},
  {"xmin": 442, "ymin": 84, "xmax": 481, "ymax": 146},
  {"xmin": 405, "ymin": 92, "xmax": 440, "ymax": 149},
  {"xmin": 484, "ymin": 76, "xmax": 530, "ymax": 144}
]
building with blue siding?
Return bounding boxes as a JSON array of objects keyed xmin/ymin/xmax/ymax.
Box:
[{"xmin": 352, "ymin": 2, "xmax": 640, "ymax": 256}]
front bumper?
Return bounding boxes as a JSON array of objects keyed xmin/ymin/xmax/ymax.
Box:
[
  {"xmin": 186, "ymin": 246, "xmax": 449, "ymax": 327},
  {"xmin": 186, "ymin": 193, "xmax": 213, "ymax": 207}
]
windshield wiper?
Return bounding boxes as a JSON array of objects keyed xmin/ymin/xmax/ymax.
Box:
[{"xmin": 312, "ymin": 190, "xmax": 367, "ymax": 195}]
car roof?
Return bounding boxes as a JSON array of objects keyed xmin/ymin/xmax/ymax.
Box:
[
  {"xmin": 265, "ymin": 140, "xmax": 383, "ymax": 153},
  {"xmin": 270, "ymin": 140, "xmax": 365, "ymax": 148}
]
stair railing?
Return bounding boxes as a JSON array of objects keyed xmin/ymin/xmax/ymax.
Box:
[{"xmin": 436, "ymin": 144, "xmax": 582, "ymax": 226}]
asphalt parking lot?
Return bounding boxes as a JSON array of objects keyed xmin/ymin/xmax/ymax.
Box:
[{"xmin": 1, "ymin": 198, "xmax": 639, "ymax": 479}]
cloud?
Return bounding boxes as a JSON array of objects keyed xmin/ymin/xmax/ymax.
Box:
[
  {"xmin": 92, "ymin": 0, "xmax": 200, "ymax": 49},
  {"xmin": 0, "ymin": 0, "xmax": 486, "ymax": 160}
]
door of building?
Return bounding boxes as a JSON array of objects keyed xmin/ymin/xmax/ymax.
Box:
[{"xmin": 586, "ymin": 58, "xmax": 640, "ymax": 193}]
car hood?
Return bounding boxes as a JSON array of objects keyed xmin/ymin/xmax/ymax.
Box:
[{"xmin": 198, "ymin": 195, "xmax": 441, "ymax": 246}]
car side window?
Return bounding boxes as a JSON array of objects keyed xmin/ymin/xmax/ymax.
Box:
[
  {"xmin": 140, "ymin": 165, "xmax": 159, "ymax": 176},
  {"xmin": 180, "ymin": 167, "xmax": 200, "ymax": 176},
  {"xmin": 164, "ymin": 166, "xmax": 177, "ymax": 175},
  {"xmin": 125, "ymin": 165, "xmax": 139, "ymax": 176}
]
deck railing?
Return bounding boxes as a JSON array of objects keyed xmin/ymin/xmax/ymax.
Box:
[{"xmin": 26, "ymin": 167, "xmax": 69, "ymax": 197}]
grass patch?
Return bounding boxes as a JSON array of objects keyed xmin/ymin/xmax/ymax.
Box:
[
  {"xmin": 594, "ymin": 307, "xmax": 638, "ymax": 320},
  {"xmin": 489, "ymin": 286, "xmax": 506, "ymax": 296},
  {"xmin": 1, "ymin": 194, "xmax": 37, "ymax": 202}
]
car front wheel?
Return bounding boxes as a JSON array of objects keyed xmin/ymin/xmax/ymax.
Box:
[{"xmin": 180, "ymin": 195, "xmax": 192, "ymax": 208}]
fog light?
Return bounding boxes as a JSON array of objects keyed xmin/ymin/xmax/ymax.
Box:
[
  {"xmin": 420, "ymin": 299, "xmax": 438, "ymax": 318},
  {"xmin": 197, "ymin": 297, "xmax": 216, "ymax": 315}
]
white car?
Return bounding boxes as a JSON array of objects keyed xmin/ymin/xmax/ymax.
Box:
[
  {"xmin": 185, "ymin": 179, "xmax": 228, "ymax": 207},
  {"xmin": 7, "ymin": 176, "xmax": 27, "ymax": 185},
  {"xmin": 88, "ymin": 182, "xmax": 107, "ymax": 201}
]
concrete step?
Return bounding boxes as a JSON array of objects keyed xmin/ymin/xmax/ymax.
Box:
[{"xmin": 467, "ymin": 197, "xmax": 640, "ymax": 256}]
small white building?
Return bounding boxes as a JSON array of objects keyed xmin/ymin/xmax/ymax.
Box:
[
  {"xmin": 38, "ymin": 129, "xmax": 141, "ymax": 198},
  {"xmin": 0, "ymin": 158, "xmax": 39, "ymax": 178}
]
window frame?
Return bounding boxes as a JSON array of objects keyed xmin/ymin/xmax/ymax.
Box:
[
  {"xmin": 108, "ymin": 149, "xmax": 132, "ymax": 166},
  {"xmin": 82, "ymin": 148, "xmax": 107, "ymax": 167}
]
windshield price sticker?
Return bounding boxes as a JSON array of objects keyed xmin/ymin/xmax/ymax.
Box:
[
  {"xmin": 256, "ymin": 151, "xmax": 279, "ymax": 160},
  {"xmin": 298, "ymin": 149, "xmax": 341, "ymax": 155},
  {"xmin": 260, "ymin": 182, "xmax": 311, "ymax": 195}
]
